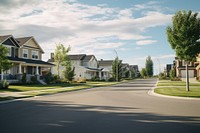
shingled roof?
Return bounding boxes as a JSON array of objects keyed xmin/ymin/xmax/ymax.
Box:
[
  {"xmin": 0, "ymin": 35, "xmax": 12, "ymax": 43},
  {"xmin": 15, "ymin": 37, "xmax": 32, "ymax": 46}
]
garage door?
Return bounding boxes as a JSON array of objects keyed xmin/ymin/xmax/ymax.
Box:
[{"xmin": 181, "ymin": 70, "xmax": 194, "ymax": 78}]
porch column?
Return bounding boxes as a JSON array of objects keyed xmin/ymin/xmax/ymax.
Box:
[
  {"xmin": 36, "ymin": 66, "xmax": 39, "ymax": 80},
  {"xmin": 99, "ymin": 71, "xmax": 101, "ymax": 80},
  {"xmin": 19, "ymin": 63, "xmax": 22, "ymax": 74},
  {"xmin": 36, "ymin": 66, "xmax": 39, "ymax": 75}
]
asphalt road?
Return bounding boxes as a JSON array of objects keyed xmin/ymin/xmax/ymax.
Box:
[{"xmin": 0, "ymin": 78, "xmax": 200, "ymax": 133}]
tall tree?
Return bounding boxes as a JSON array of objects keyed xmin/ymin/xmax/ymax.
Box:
[
  {"xmin": 0, "ymin": 45, "xmax": 12, "ymax": 80},
  {"xmin": 166, "ymin": 10, "xmax": 200, "ymax": 91},
  {"xmin": 54, "ymin": 43, "xmax": 70, "ymax": 78},
  {"xmin": 112, "ymin": 57, "xmax": 122, "ymax": 81},
  {"xmin": 145, "ymin": 56, "xmax": 153, "ymax": 77}
]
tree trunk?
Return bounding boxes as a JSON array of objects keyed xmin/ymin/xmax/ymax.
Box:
[{"xmin": 185, "ymin": 62, "xmax": 190, "ymax": 91}]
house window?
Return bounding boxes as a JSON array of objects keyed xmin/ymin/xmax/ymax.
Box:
[
  {"xmin": 23, "ymin": 49, "xmax": 28, "ymax": 58},
  {"xmin": 32, "ymin": 50, "xmax": 38, "ymax": 59}
]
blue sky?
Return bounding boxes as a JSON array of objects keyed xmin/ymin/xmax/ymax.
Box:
[{"xmin": 0, "ymin": 0, "xmax": 200, "ymax": 74}]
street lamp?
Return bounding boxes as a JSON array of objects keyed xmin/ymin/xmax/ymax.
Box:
[{"xmin": 114, "ymin": 50, "xmax": 118, "ymax": 82}]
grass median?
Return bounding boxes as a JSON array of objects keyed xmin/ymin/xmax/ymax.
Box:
[{"xmin": 155, "ymin": 80, "xmax": 200, "ymax": 98}]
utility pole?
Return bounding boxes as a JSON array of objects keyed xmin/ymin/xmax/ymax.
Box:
[{"xmin": 114, "ymin": 50, "xmax": 118, "ymax": 82}]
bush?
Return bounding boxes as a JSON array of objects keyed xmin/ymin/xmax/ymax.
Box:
[
  {"xmin": 31, "ymin": 76, "xmax": 37, "ymax": 83},
  {"xmin": 171, "ymin": 77, "xmax": 182, "ymax": 81},
  {"xmin": 0, "ymin": 80, "xmax": 9, "ymax": 89},
  {"xmin": 21, "ymin": 73, "xmax": 27, "ymax": 84},
  {"xmin": 108, "ymin": 77, "xmax": 116, "ymax": 82},
  {"xmin": 78, "ymin": 78, "xmax": 86, "ymax": 83}
]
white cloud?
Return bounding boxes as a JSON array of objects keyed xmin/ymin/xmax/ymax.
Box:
[
  {"xmin": 0, "ymin": 0, "xmax": 173, "ymax": 61},
  {"xmin": 136, "ymin": 40, "xmax": 157, "ymax": 45}
]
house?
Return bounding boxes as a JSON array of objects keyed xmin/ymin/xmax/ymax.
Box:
[
  {"xmin": 122, "ymin": 63, "xmax": 130, "ymax": 78},
  {"xmin": 166, "ymin": 64, "xmax": 173, "ymax": 77},
  {"xmin": 0, "ymin": 35, "xmax": 54, "ymax": 83},
  {"xmin": 129, "ymin": 65, "xmax": 139, "ymax": 77},
  {"xmin": 195, "ymin": 54, "xmax": 200, "ymax": 78},
  {"xmin": 98, "ymin": 59, "xmax": 114, "ymax": 80},
  {"xmin": 174, "ymin": 57, "xmax": 197, "ymax": 78},
  {"xmin": 48, "ymin": 54, "xmax": 108, "ymax": 80}
]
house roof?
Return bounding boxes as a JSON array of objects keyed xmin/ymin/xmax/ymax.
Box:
[
  {"xmin": 0, "ymin": 35, "xmax": 20, "ymax": 47},
  {"xmin": 83, "ymin": 55, "xmax": 94, "ymax": 61},
  {"xmin": 15, "ymin": 36, "xmax": 44, "ymax": 53},
  {"xmin": 68, "ymin": 54, "xmax": 86, "ymax": 60},
  {"xmin": 15, "ymin": 37, "xmax": 32, "ymax": 46},
  {"xmin": 0, "ymin": 35, "xmax": 12, "ymax": 43},
  {"xmin": 7, "ymin": 57, "xmax": 54, "ymax": 66},
  {"xmin": 98, "ymin": 60, "xmax": 114, "ymax": 66}
]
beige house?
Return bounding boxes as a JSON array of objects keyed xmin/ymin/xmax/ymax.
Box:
[
  {"xmin": 0, "ymin": 35, "xmax": 54, "ymax": 83},
  {"xmin": 174, "ymin": 57, "xmax": 197, "ymax": 78},
  {"xmin": 48, "ymin": 54, "xmax": 108, "ymax": 80},
  {"xmin": 195, "ymin": 54, "xmax": 200, "ymax": 78}
]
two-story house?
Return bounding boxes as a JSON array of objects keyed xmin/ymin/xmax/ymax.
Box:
[
  {"xmin": 174, "ymin": 57, "xmax": 197, "ymax": 78},
  {"xmin": 0, "ymin": 35, "xmax": 54, "ymax": 83},
  {"xmin": 98, "ymin": 59, "xmax": 114, "ymax": 80},
  {"xmin": 48, "ymin": 54, "xmax": 105, "ymax": 80}
]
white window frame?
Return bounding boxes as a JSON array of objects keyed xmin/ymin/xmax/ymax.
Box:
[
  {"xmin": 23, "ymin": 49, "xmax": 28, "ymax": 58},
  {"xmin": 32, "ymin": 50, "xmax": 39, "ymax": 60}
]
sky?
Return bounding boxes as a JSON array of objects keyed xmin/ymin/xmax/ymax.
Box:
[{"xmin": 0, "ymin": 0, "xmax": 200, "ymax": 74}]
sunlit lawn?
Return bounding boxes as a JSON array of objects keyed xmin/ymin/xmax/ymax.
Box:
[{"xmin": 155, "ymin": 87, "xmax": 200, "ymax": 98}]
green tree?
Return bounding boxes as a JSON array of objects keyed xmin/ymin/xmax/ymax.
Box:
[
  {"xmin": 125, "ymin": 70, "xmax": 130, "ymax": 78},
  {"xmin": 170, "ymin": 69, "xmax": 176, "ymax": 79},
  {"xmin": 112, "ymin": 57, "xmax": 122, "ymax": 81},
  {"xmin": 166, "ymin": 10, "xmax": 200, "ymax": 91},
  {"xmin": 54, "ymin": 43, "xmax": 70, "ymax": 78},
  {"xmin": 145, "ymin": 56, "xmax": 153, "ymax": 77},
  {"xmin": 0, "ymin": 45, "xmax": 12, "ymax": 80},
  {"xmin": 140, "ymin": 68, "xmax": 147, "ymax": 78},
  {"xmin": 63, "ymin": 56, "xmax": 75, "ymax": 81}
]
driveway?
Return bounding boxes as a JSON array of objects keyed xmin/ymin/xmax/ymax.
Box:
[{"xmin": 0, "ymin": 78, "xmax": 200, "ymax": 133}]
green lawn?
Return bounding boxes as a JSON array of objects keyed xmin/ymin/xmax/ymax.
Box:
[
  {"xmin": 157, "ymin": 80, "xmax": 200, "ymax": 86},
  {"xmin": 155, "ymin": 87, "xmax": 200, "ymax": 98},
  {"xmin": 0, "ymin": 81, "xmax": 119, "ymax": 101}
]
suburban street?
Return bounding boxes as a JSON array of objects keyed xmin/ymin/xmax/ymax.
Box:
[{"xmin": 0, "ymin": 78, "xmax": 200, "ymax": 133}]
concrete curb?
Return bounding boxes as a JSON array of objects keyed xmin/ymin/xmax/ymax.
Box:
[{"xmin": 148, "ymin": 86, "xmax": 200, "ymax": 101}]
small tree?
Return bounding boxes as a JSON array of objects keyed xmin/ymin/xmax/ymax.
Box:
[
  {"xmin": 145, "ymin": 56, "xmax": 153, "ymax": 77},
  {"xmin": 112, "ymin": 57, "xmax": 122, "ymax": 81},
  {"xmin": 63, "ymin": 57, "xmax": 75, "ymax": 81},
  {"xmin": 166, "ymin": 10, "xmax": 200, "ymax": 91},
  {"xmin": 54, "ymin": 43, "xmax": 70, "ymax": 78},
  {"xmin": 140, "ymin": 68, "xmax": 147, "ymax": 78},
  {"xmin": 125, "ymin": 70, "xmax": 130, "ymax": 78},
  {"xmin": 0, "ymin": 45, "xmax": 12, "ymax": 80},
  {"xmin": 170, "ymin": 69, "xmax": 176, "ymax": 79}
]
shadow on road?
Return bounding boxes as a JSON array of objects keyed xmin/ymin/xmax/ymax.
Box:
[{"xmin": 0, "ymin": 100, "xmax": 200, "ymax": 133}]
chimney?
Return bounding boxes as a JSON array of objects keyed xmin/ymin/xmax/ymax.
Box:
[{"xmin": 51, "ymin": 53, "xmax": 54, "ymax": 59}]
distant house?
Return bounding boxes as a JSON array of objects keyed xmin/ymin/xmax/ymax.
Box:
[
  {"xmin": 98, "ymin": 59, "xmax": 114, "ymax": 79},
  {"xmin": 129, "ymin": 65, "xmax": 139, "ymax": 77},
  {"xmin": 122, "ymin": 63, "xmax": 130, "ymax": 78},
  {"xmin": 195, "ymin": 54, "xmax": 200, "ymax": 78},
  {"xmin": 0, "ymin": 35, "xmax": 54, "ymax": 83},
  {"xmin": 48, "ymin": 54, "xmax": 108, "ymax": 80},
  {"xmin": 174, "ymin": 57, "xmax": 197, "ymax": 78}
]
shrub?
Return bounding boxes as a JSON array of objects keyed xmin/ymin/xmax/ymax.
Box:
[
  {"xmin": 108, "ymin": 77, "xmax": 116, "ymax": 82},
  {"xmin": 78, "ymin": 78, "xmax": 86, "ymax": 83},
  {"xmin": 31, "ymin": 76, "xmax": 37, "ymax": 83},
  {"xmin": 0, "ymin": 80, "xmax": 9, "ymax": 89},
  {"xmin": 21, "ymin": 73, "xmax": 27, "ymax": 84}
]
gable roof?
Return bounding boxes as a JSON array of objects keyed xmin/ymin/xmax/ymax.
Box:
[
  {"xmin": 98, "ymin": 60, "xmax": 114, "ymax": 66},
  {"xmin": 68, "ymin": 54, "xmax": 86, "ymax": 60},
  {"xmin": 0, "ymin": 35, "xmax": 20, "ymax": 47},
  {"xmin": 15, "ymin": 37, "xmax": 32, "ymax": 46},
  {"xmin": 15, "ymin": 36, "xmax": 44, "ymax": 53}
]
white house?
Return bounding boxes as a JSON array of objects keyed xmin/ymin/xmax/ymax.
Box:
[{"xmin": 48, "ymin": 54, "xmax": 108, "ymax": 80}]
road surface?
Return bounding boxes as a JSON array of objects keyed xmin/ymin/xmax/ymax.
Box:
[{"xmin": 0, "ymin": 78, "xmax": 200, "ymax": 133}]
